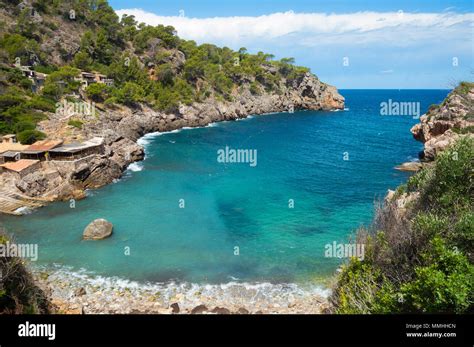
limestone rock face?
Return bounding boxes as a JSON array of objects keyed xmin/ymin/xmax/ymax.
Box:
[
  {"xmin": 87, "ymin": 73, "xmax": 345, "ymax": 146},
  {"xmin": 0, "ymin": 66, "xmax": 344, "ymax": 214},
  {"xmin": 83, "ymin": 219, "xmax": 113, "ymax": 240},
  {"xmin": 411, "ymin": 86, "xmax": 474, "ymax": 161}
]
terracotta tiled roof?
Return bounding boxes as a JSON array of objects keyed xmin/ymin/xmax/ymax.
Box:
[{"xmin": 0, "ymin": 159, "xmax": 39, "ymax": 172}]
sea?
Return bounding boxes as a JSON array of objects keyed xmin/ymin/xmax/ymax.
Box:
[{"xmin": 0, "ymin": 89, "xmax": 450, "ymax": 296}]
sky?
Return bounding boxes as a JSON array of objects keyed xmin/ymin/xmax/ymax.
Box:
[{"xmin": 110, "ymin": 0, "xmax": 474, "ymax": 89}]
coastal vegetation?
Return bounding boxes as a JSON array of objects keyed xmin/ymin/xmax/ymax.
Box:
[
  {"xmin": 0, "ymin": 0, "xmax": 311, "ymax": 141},
  {"xmin": 331, "ymin": 82, "xmax": 474, "ymax": 314},
  {"xmin": 331, "ymin": 132, "xmax": 474, "ymax": 313},
  {"xmin": 0, "ymin": 0, "xmax": 471, "ymax": 317},
  {"xmin": 0, "ymin": 229, "xmax": 50, "ymax": 314}
]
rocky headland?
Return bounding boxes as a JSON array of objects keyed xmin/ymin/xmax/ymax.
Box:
[
  {"xmin": 390, "ymin": 82, "xmax": 473, "ymax": 204},
  {"xmin": 411, "ymin": 82, "xmax": 474, "ymax": 161},
  {"xmin": 395, "ymin": 82, "xmax": 473, "ymax": 173},
  {"xmin": 0, "ymin": 72, "xmax": 344, "ymax": 213}
]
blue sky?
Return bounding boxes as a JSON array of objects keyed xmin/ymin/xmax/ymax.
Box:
[{"xmin": 110, "ymin": 0, "xmax": 474, "ymax": 89}]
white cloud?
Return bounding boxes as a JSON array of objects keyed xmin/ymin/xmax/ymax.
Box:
[
  {"xmin": 115, "ymin": 9, "xmax": 473, "ymax": 48},
  {"xmin": 114, "ymin": 9, "xmax": 473, "ymax": 88}
]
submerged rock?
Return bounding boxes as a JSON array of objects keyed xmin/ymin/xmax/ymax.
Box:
[
  {"xmin": 395, "ymin": 162, "xmax": 423, "ymax": 172},
  {"xmin": 83, "ymin": 219, "xmax": 113, "ymax": 240}
]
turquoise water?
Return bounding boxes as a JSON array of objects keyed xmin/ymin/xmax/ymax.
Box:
[{"xmin": 0, "ymin": 90, "xmax": 449, "ymax": 285}]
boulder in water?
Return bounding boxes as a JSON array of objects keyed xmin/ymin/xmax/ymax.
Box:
[{"xmin": 83, "ymin": 219, "xmax": 113, "ymax": 240}]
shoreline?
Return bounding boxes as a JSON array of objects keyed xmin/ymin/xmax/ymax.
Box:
[
  {"xmin": 0, "ymin": 72, "xmax": 345, "ymax": 215},
  {"xmin": 0, "ymin": 74, "xmax": 344, "ymax": 314},
  {"xmin": 33, "ymin": 264, "xmax": 331, "ymax": 314}
]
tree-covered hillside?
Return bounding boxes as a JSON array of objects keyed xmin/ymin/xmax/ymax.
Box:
[{"xmin": 0, "ymin": 0, "xmax": 312, "ymax": 142}]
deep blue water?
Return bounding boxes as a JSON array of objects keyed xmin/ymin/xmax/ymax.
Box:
[{"xmin": 0, "ymin": 90, "xmax": 449, "ymax": 285}]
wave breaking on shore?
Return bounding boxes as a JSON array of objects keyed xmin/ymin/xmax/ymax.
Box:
[{"xmin": 34, "ymin": 265, "xmax": 330, "ymax": 314}]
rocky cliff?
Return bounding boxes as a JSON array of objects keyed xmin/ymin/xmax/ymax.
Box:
[
  {"xmin": 0, "ymin": 72, "xmax": 344, "ymax": 211},
  {"xmin": 411, "ymin": 82, "xmax": 474, "ymax": 161},
  {"xmin": 95, "ymin": 72, "xmax": 344, "ymax": 142},
  {"xmin": 0, "ymin": 0, "xmax": 344, "ymax": 212}
]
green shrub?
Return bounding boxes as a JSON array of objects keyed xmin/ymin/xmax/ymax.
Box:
[
  {"xmin": 104, "ymin": 96, "xmax": 118, "ymax": 107},
  {"xmin": 249, "ymin": 82, "xmax": 260, "ymax": 95},
  {"xmin": 85, "ymin": 83, "xmax": 108, "ymax": 102},
  {"xmin": 452, "ymin": 125, "xmax": 474, "ymax": 134},
  {"xmin": 42, "ymin": 66, "xmax": 81, "ymax": 100},
  {"xmin": 411, "ymin": 213, "xmax": 449, "ymax": 239},
  {"xmin": 331, "ymin": 136, "xmax": 474, "ymax": 314},
  {"xmin": 26, "ymin": 96, "xmax": 56, "ymax": 112},
  {"xmin": 455, "ymin": 81, "xmax": 474, "ymax": 95},
  {"xmin": 67, "ymin": 119, "xmax": 83, "ymax": 129},
  {"xmin": 394, "ymin": 183, "xmax": 407, "ymax": 198},
  {"xmin": 14, "ymin": 120, "xmax": 36, "ymax": 133},
  {"xmin": 332, "ymin": 259, "xmax": 396, "ymax": 314},
  {"xmin": 17, "ymin": 129, "xmax": 46, "ymax": 144},
  {"xmin": 451, "ymin": 211, "xmax": 474, "ymax": 257},
  {"xmin": 398, "ymin": 237, "xmax": 474, "ymax": 313},
  {"xmin": 414, "ymin": 139, "xmax": 473, "ymax": 215},
  {"xmin": 115, "ymin": 82, "xmax": 145, "ymax": 106}
]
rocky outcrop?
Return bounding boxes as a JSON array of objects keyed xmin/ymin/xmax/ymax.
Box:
[
  {"xmin": 394, "ymin": 161, "xmax": 423, "ymax": 172},
  {"xmin": 389, "ymin": 83, "xmax": 474, "ymax": 217},
  {"xmin": 83, "ymin": 219, "xmax": 114, "ymax": 240},
  {"xmin": 0, "ymin": 70, "xmax": 343, "ymax": 214},
  {"xmin": 90, "ymin": 72, "xmax": 344, "ymax": 142},
  {"xmin": 411, "ymin": 83, "xmax": 474, "ymax": 161}
]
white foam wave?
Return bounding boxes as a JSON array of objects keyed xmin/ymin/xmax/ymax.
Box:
[
  {"xmin": 127, "ymin": 162, "xmax": 143, "ymax": 172},
  {"xmin": 137, "ymin": 132, "xmax": 160, "ymax": 147},
  {"xmin": 14, "ymin": 206, "xmax": 33, "ymax": 215},
  {"xmin": 36, "ymin": 264, "xmax": 331, "ymax": 311},
  {"xmin": 162, "ymin": 129, "xmax": 182, "ymax": 134},
  {"xmin": 84, "ymin": 189, "xmax": 95, "ymax": 197},
  {"xmin": 330, "ymin": 107, "xmax": 350, "ymax": 112}
]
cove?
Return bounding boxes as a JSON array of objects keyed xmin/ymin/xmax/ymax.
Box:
[{"xmin": 0, "ymin": 90, "xmax": 449, "ymax": 286}]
